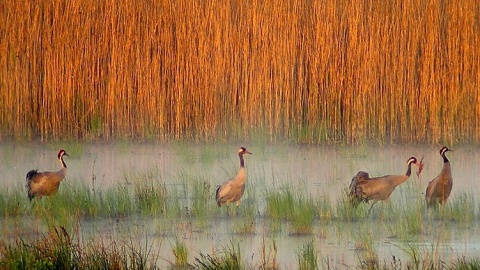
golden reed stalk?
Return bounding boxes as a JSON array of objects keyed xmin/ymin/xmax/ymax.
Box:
[{"xmin": 0, "ymin": 1, "xmax": 478, "ymax": 143}]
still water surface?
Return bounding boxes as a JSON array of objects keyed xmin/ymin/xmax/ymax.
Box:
[{"xmin": 1, "ymin": 142, "xmax": 480, "ymax": 267}]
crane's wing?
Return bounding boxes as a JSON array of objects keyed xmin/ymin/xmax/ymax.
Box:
[{"xmin": 349, "ymin": 171, "xmax": 371, "ymax": 206}]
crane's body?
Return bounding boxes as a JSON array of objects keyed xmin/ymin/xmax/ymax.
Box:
[
  {"xmin": 425, "ymin": 147, "xmax": 453, "ymax": 207},
  {"xmin": 349, "ymin": 157, "xmax": 418, "ymax": 213},
  {"xmin": 216, "ymin": 147, "xmax": 252, "ymax": 207},
  {"xmin": 26, "ymin": 149, "xmax": 69, "ymax": 201}
]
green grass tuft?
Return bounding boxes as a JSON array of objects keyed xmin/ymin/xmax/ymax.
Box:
[
  {"xmin": 265, "ymin": 187, "xmax": 316, "ymax": 234},
  {"xmin": 193, "ymin": 242, "xmax": 242, "ymax": 270},
  {"xmin": 297, "ymin": 241, "xmax": 318, "ymax": 270},
  {"xmin": 171, "ymin": 238, "xmax": 189, "ymax": 268},
  {"xmin": 451, "ymin": 256, "xmax": 480, "ymax": 270}
]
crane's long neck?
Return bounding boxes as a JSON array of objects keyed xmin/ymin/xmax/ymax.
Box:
[
  {"xmin": 58, "ymin": 155, "xmax": 67, "ymax": 179},
  {"xmin": 59, "ymin": 155, "xmax": 67, "ymax": 169},
  {"xmin": 388, "ymin": 162, "xmax": 413, "ymax": 187},
  {"xmin": 389, "ymin": 174, "xmax": 409, "ymax": 188},
  {"xmin": 236, "ymin": 153, "xmax": 246, "ymax": 181},
  {"xmin": 239, "ymin": 153, "xmax": 245, "ymax": 168},
  {"xmin": 405, "ymin": 163, "xmax": 412, "ymax": 177},
  {"xmin": 442, "ymin": 153, "xmax": 449, "ymax": 163}
]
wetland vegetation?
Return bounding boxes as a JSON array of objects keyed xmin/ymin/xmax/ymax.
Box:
[{"xmin": 1, "ymin": 143, "xmax": 480, "ymax": 269}]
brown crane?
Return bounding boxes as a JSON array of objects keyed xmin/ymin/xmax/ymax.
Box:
[
  {"xmin": 215, "ymin": 147, "xmax": 252, "ymax": 207},
  {"xmin": 26, "ymin": 149, "xmax": 70, "ymax": 201},
  {"xmin": 349, "ymin": 157, "xmax": 419, "ymax": 214},
  {"xmin": 425, "ymin": 146, "xmax": 453, "ymax": 207}
]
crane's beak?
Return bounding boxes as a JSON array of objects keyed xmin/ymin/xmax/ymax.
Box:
[
  {"xmin": 416, "ymin": 156, "xmax": 424, "ymax": 176},
  {"xmin": 245, "ymin": 150, "xmax": 252, "ymax": 155},
  {"xmin": 64, "ymin": 152, "xmax": 70, "ymax": 157}
]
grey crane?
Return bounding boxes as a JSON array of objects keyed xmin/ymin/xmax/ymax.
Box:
[
  {"xmin": 26, "ymin": 149, "xmax": 70, "ymax": 201},
  {"xmin": 215, "ymin": 147, "xmax": 252, "ymax": 207},
  {"xmin": 349, "ymin": 157, "xmax": 419, "ymax": 214},
  {"xmin": 425, "ymin": 146, "xmax": 453, "ymax": 207}
]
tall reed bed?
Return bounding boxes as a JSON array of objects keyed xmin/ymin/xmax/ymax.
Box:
[{"xmin": 0, "ymin": 1, "xmax": 478, "ymax": 143}]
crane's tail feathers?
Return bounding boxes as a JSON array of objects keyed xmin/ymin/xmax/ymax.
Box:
[
  {"xmin": 215, "ymin": 185, "xmax": 222, "ymax": 207},
  {"xmin": 25, "ymin": 170, "xmax": 38, "ymax": 190},
  {"xmin": 348, "ymin": 184, "xmax": 369, "ymax": 207},
  {"xmin": 26, "ymin": 170, "xmax": 39, "ymax": 201},
  {"xmin": 26, "ymin": 170, "xmax": 38, "ymax": 182},
  {"xmin": 349, "ymin": 197, "xmax": 369, "ymax": 207}
]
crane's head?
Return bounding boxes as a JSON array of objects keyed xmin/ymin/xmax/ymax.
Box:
[
  {"xmin": 406, "ymin": 157, "xmax": 418, "ymax": 166},
  {"xmin": 440, "ymin": 146, "xmax": 452, "ymax": 156},
  {"xmin": 239, "ymin": 147, "xmax": 252, "ymax": 155},
  {"xmin": 58, "ymin": 149, "xmax": 70, "ymax": 159}
]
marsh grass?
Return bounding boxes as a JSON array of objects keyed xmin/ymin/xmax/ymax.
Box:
[
  {"xmin": 0, "ymin": 186, "xmax": 25, "ymax": 217},
  {"xmin": 258, "ymin": 237, "xmax": 277, "ymax": 269},
  {"xmin": 0, "ymin": 226, "xmax": 159, "ymax": 269},
  {"xmin": 97, "ymin": 185, "xmax": 134, "ymax": 217},
  {"xmin": 0, "ymin": 177, "xmax": 166, "ymax": 222},
  {"xmin": 297, "ymin": 241, "xmax": 318, "ymax": 270},
  {"xmin": 386, "ymin": 241, "xmax": 442, "ymax": 270},
  {"xmin": 134, "ymin": 181, "xmax": 168, "ymax": 217},
  {"xmin": 191, "ymin": 180, "xmax": 212, "ymax": 227},
  {"xmin": 451, "ymin": 257, "xmax": 480, "ymax": 269},
  {"xmin": 315, "ymin": 196, "xmax": 333, "ymax": 222},
  {"xmin": 3, "ymin": 141, "xmax": 480, "ymax": 270},
  {"xmin": 265, "ymin": 187, "xmax": 316, "ymax": 235},
  {"xmin": 171, "ymin": 238, "xmax": 189, "ymax": 268},
  {"xmin": 335, "ymin": 190, "xmax": 368, "ymax": 221},
  {"xmin": 380, "ymin": 199, "xmax": 426, "ymax": 240},
  {"xmin": 231, "ymin": 203, "xmax": 257, "ymax": 235},
  {"xmin": 124, "ymin": 166, "xmax": 168, "ymax": 216},
  {"xmin": 350, "ymin": 223, "xmax": 380, "ymax": 269},
  {"xmin": 2, "ymin": 170, "xmax": 480, "ymax": 227},
  {"xmin": 2, "ymin": 163, "xmax": 480, "ymax": 269},
  {"xmin": 442, "ymin": 193, "xmax": 476, "ymax": 223},
  {"xmin": 397, "ymin": 208, "xmax": 424, "ymax": 237},
  {"xmin": 193, "ymin": 241, "xmax": 242, "ymax": 269}
]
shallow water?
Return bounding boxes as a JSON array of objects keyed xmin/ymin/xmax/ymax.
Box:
[{"xmin": 2, "ymin": 142, "xmax": 480, "ymax": 267}]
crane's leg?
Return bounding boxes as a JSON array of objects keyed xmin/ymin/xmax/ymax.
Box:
[
  {"xmin": 366, "ymin": 201, "xmax": 378, "ymax": 216},
  {"xmin": 383, "ymin": 198, "xmax": 394, "ymax": 213},
  {"xmin": 232, "ymin": 204, "xmax": 239, "ymax": 217},
  {"xmin": 224, "ymin": 204, "xmax": 230, "ymax": 216}
]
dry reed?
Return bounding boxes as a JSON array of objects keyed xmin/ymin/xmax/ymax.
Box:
[{"xmin": 0, "ymin": 1, "xmax": 478, "ymax": 143}]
